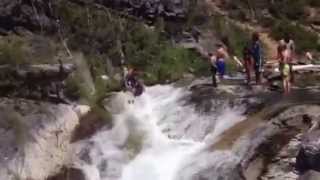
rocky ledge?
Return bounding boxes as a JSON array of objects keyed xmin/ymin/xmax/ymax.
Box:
[{"xmin": 0, "ymin": 98, "xmax": 90, "ymax": 180}]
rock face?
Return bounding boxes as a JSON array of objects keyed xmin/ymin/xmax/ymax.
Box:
[
  {"xmin": 0, "ymin": 0, "xmax": 190, "ymax": 33},
  {"xmin": 0, "ymin": 63, "xmax": 76, "ymax": 99},
  {"xmin": 47, "ymin": 167, "xmax": 86, "ymax": 180},
  {"xmin": 296, "ymin": 130, "xmax": 320, "ymax": 173},
  {"xmin": 299, "ymin": 170, "xmax": 320, "ymax": 180},
  {"xmin": 0, "ymin": 0, "xmax": 57, "ymax": 32},
  {"xmin": 0, "ymin": 98, "xmax": 90, "ymax": 180},
  {"xmin": 242, "ymin": 105, "xmax": 320, "ymax": 180},
  {"xmin": 98, "ymin": 0, "xmax": 190, "ymax": 20}
]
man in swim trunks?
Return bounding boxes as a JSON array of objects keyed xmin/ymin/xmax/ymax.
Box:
[{"xmin": 215, "ymin": 44, "xmax": 229, "ymax": 79}]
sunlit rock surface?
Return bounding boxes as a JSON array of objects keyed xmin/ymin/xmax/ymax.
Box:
[{"xmin": 0, "ymin": 98, "xmax": 89, "ymax": 180}]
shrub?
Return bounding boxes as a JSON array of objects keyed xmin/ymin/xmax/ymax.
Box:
[
  {"xmin": 0, "ymin": 37, "xmax": 27, "ymax": 65},
  {"xmin": 270, "ymin": 20, "xmax": 320, "ymax": 53},
  {"xmin": 55, "ymin": 1, "xmax": 208, "ymax": 86}
]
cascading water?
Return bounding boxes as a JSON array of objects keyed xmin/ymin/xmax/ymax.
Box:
[{"xmin": 73, "ymin": 84, "xmax": 247, "ymax": 180}]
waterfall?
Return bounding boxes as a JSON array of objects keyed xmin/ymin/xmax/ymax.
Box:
[{"xmin": 73, "ymin": 84, "xmax": 246, "ymax": 180}]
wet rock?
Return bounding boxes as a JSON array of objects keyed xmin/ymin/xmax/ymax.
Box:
[
  {"xmin": 258, "ymin": 134, "xmax": 301, "ymax": 180},
  {"xmin": 71, "ymin": 110, "xmax": 112, "ymax": 142},
  {"xmin": 47, "ymin": 167, "xmax": 86, "ymax": 180},
  {"xmin": 298, "ymin": 170, "xmax": 320, "ymax": 180},
  {"xmin": 231, "ymin": 105, "xmax": 320, "ymax": 180},
  {"xmin": 177, "ymin": 152, "xmax": 245, "ymax": 180},
  {"xmin": 296, "ymin": 130, "xmax": 320, "ymax": 173}
]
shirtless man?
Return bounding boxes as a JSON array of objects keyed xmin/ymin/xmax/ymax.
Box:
[
  {"xmin": 279, "ymin": 33, "xmax": 295, "ymax": 82},
  {"xmin": 215, "ymin": 44, "xmax": 229, "ymax": 79}
]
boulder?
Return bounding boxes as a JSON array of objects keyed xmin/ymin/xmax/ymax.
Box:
[
  {"xmin": 0, "ymin": 98, "xmax": 90, "ymax": 180},
  {"xmin": 299, "ymin": 170, "xmax": 320, "ymax": 180},
  {"xmin": 47, "ymin": 167, "xmax": 86, "ymax": 180},
  {"xmin": 296, "ymin": 130, "xmax": 320, "ymax": 173}
]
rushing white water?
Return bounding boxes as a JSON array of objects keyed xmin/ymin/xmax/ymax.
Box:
[{"xmin": 74, "ymin": 84, "xmax": 246, "ymax": 180}]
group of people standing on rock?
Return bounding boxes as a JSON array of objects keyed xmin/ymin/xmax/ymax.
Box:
[
  {"xmin": 122, "ymin": 32, "xmax": 300, "ymax": 97},
  {"xmin": 208, "ymin": 32, "xmax": 263, "ymax": 88},
  {"xmin": 208, "ymin": 32, "xmax": 297, "ymax": 95}
]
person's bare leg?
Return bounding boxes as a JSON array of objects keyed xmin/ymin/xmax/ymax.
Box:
[
  {"xmin": 256, "ymin": 70, "xmax": 261, "ymax": 84},
  {"xmin": 288, "ymin": 77, "xmax": 292, "ymax": 94},
  {"xmin": 245, "ymin": 63, "xmax": 251, "ymax": 84},
  {"xmin": 283, "ymin": 79, "xmax": 288, "ymax": 95}
]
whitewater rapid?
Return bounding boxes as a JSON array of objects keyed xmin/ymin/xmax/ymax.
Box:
[{"xmin": 74, "ymin": 84, "xmax": 246, "ymax": 180}]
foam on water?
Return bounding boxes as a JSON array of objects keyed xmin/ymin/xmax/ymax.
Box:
[{"xmin": 75, "ymin": 84, "xmax": 246, "ymax": 180}]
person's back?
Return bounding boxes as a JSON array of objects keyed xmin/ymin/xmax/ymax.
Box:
[
  {"xmin": 251, "ymin": 40, "xmax": 261, "ymax": 64},
  {"xmin": 215, "ymin": 44, "xmax": 229, "ymax": 78},
  {"xmin": 279, "ymin": 39, "xmax": 295, "ymax": 52},
  {"xmin": 280, "ymin": 34, "xmax": 295, "ymax": 62}
]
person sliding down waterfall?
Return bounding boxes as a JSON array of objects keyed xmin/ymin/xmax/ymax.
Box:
[
  {"xmin": 123, "ymin": 66, "xmax": 145, "ymax": 103},
  {"xmin": 208, "ymin": 53, "xmax": 217, "ymax": 87}
]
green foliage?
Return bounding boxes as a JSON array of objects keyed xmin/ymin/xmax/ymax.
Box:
[
  {"xmin": 0, "ymin": 37, "xmax": 27, "ymax": 65},
  {"xmin": 269, "ymin": 0, "xmax": 306, "ymax": 20},
  {"xmin": 185, "ymin": 0, "xmax": 210, "ymax": 28},
  {"xmin": 55, "ymin": 1, "xmax": 208, "ymax": 85},
  {"xmin": 49, "ymin": 1, "xmax": 214, "ymax": 100},
  {"xmin": 0, "ymin": 35, "xmax": 59, "ymax": 65},
  {"xmin": 210, "ymin": 16, "xmax": 250, "ymax": 57},
  {"xmin": 124, "ymin": 24, "xmax": 208, "ymax": 83},
  {"xmin": 270, "ymin": 20, "xmax": 320, "ymax": 53},
  {"xmin": 147, "ymin": 47, "xmax": 208, "ymax": 82},
  {"xmin": 225, "ymin": 0, "xmax": 320, "ymax": 21},
  {"xmin": 307, "ymin": 0, "xmax": 320, "ymax": 7}
]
